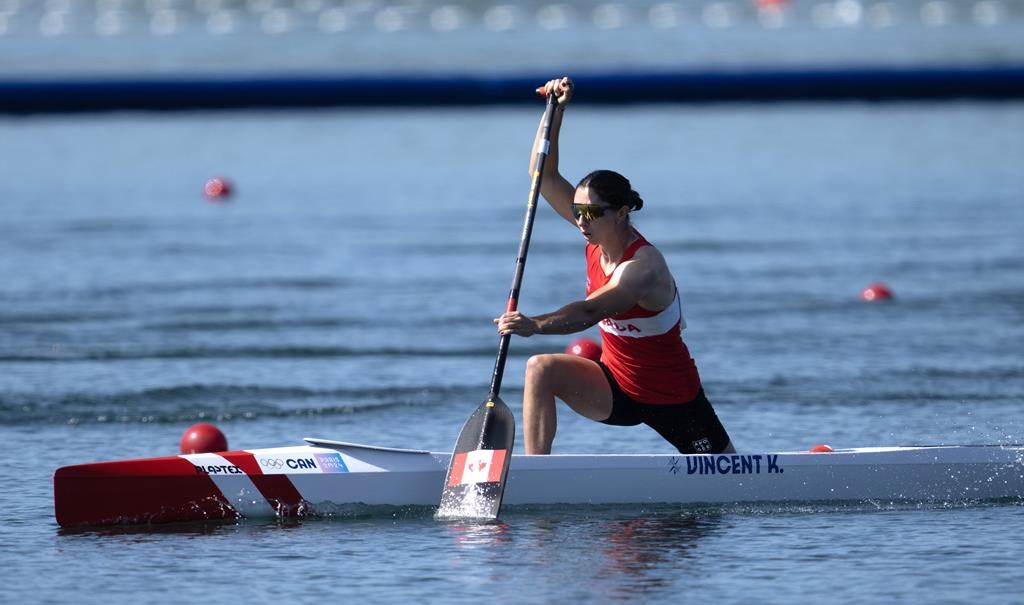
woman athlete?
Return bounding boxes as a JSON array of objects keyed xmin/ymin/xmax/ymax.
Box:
[{"xmin": 495, "ymin": 76, "xmax": 735, "ymax": 456}]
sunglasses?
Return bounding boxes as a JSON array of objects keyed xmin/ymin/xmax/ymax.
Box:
[{"xmin": 571, "ymin": 203, "xmax": 615, "ymax": 221}]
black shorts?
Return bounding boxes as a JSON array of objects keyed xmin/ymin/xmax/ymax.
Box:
[{"xmin": 596, "ymin": 362, "xmax": 732, "ymax": 454}]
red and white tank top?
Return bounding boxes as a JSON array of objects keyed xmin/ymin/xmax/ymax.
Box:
[{"xmin": 585, "ymin": 232, "xmax": 701, "ymax": 404}]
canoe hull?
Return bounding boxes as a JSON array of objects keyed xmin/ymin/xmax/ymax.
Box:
[{"xmin": 54, "ymin": 440, "xmax": 1024, "ymax": 527}]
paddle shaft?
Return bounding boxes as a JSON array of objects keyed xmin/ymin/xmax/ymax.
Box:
[{"xmin": 487, "ymin": 92, "xmax": 558, "ymax": 401}]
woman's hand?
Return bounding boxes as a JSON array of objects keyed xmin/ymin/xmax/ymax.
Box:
[
  {"xmin": 495, "ymin": 311, "xmax": 540, "ymax": 337},
  {"xmin": 541, "ymin": 76, "xmax": 573, "ymax": 109}
]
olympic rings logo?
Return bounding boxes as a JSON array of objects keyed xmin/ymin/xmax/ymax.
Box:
[{"xmin": 260, "ymin": 458, "xmax": 284, "ymax": 469}]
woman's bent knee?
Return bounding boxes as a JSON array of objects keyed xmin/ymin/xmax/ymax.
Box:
[{"xmin": 525, "ymin": 354, "xmax": 560, "ymax": 384}]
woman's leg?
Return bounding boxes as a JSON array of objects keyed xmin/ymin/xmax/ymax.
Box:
[{"xmin": 522, "ymin": 353, "xmax": 613, "ymax": 454}]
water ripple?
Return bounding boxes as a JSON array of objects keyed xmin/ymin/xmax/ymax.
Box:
[{"xmin": 0, "ymin": 383, "xmax": 478, "ymax": 425}]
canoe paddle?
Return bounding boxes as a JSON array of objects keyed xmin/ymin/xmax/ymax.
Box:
[{"xmin": 435, "ymin": 88, "xmax": 559, "ymax": 521}]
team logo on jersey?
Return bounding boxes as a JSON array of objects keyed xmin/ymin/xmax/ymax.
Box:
[{"xmin": 597, "ymin": 291, "xmax": 683, "ymax": 338}]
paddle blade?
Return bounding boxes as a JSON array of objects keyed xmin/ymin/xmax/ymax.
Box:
[{"xmin": 436, "ymin": 397, "xmax": 515, "ymax": 521}]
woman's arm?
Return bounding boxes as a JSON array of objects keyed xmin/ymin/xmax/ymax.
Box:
[
  {"xmin": 495, "ymin": 256, "xmax": 656, "ymax": 337},
  {"xmin": 530, "ymin": 77, "xmax": 576, "ymax": 225}
]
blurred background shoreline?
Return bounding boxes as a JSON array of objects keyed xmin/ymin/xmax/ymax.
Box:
[{"xmin": 3, "ymin": 0, "xmax": 1024, "ymax": 111}]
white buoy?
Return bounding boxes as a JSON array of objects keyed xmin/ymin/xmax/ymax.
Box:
[
  {"xmin": 537, "ymin": 4, "xmax": 571, "ymax": 30},
  {"xmin": 649, "ymin": 3, "xmax": 682, "ymax": 29},
  {"xmin": 593, "ymin": 3, "xmax": 626, "ymax": 29},
  {"xmin": 483, "ymin": 5, "xmax": 518, "ymax": 31},
  {"xmin": 430, "ymin": 5, "xmax": 466, "ymax": 32},
  {"xmin": 151, "ymin": 9, "xmax": 178, "ymax": 35}
]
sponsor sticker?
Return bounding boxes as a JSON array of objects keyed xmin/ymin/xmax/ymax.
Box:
[
  {"xmin": 314, "ymin": 452, "xmax": 348, "ymax": 473},
  {"xmin": 256, "ymin": 452, "xmax": 349, "ymax": 474},
  {"xmin": 184, "ymin": 453, "xmax": 246, "ymax": 476},
  {"xmin": 194, "ymin": 464, "xmax": 244, "ymax": 476}
]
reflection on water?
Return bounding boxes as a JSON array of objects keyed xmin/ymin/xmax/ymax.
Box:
[
  {"xmin": 57, "ymin": 519, "xmax": 237, "ymax": 540},
  {"xmin": 439, "ymin": 506, "xmax": 728, "ymax": 598},
  {"xmin": 596, "ymin": 512, "xmax": 724, "ymax": 597},
  {"xmin": 55, "ymin": 517, "xmax": 306, "ymax": 540},
  {"xmin": 443, "ymin": 520, "xmax": 513, "ymax": 548}
]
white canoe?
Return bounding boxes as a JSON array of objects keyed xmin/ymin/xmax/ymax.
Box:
[{"xmin": 53, "ymin": 438, "xmax": 1024, "ymax": 527}]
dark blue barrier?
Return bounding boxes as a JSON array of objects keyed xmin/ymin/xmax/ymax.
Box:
[{"xmin": 3, "ymin": 66, "xmax": 1024, "ymax": 113}]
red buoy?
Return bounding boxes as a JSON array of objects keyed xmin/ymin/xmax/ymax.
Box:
[
  {"xmin": 203, "ymin": 177, "xmax": 233, "ymax": 202},
  {"xmin": 180, "ymin": 422, "xmax": 228, "ymax": 454},
  {"xmin": 809, "ymin": 444, "xmax": 834, "ymax": 453},
  {"xmin": 565, "ymin": 337, "xmax": 602, "ymax": 362},
  {"xmin": 861, "ymin": 282, "xmax": 893, "ymax": 302}
]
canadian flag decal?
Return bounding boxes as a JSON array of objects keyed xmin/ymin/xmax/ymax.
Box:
[{"xmin": 447, "ymin": 448, "xmax": 507, "ymax": 487}]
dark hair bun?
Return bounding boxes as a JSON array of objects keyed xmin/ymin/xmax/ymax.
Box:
[{"xmin": 628, "ymin": 190, "xmax": 644, "ymax": 211}]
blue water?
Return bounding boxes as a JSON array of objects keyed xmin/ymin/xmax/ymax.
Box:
[{"xmin": 2, "ymin": 101, "xmax": 1024, "ymax": 602}]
